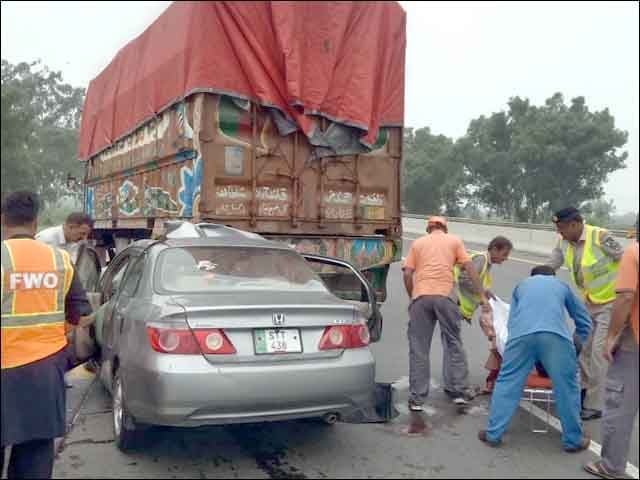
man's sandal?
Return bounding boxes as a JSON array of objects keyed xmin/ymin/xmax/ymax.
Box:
[{"xmin": 584, "ymin": 460, "xmax": 621, "ymax": 479}]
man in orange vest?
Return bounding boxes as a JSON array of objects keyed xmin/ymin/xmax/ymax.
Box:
[{"xmin": 1, "ymin": 191, "xmax": 92, "ymax": 479}]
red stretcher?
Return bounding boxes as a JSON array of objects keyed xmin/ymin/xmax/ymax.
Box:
[{"xmin": 522, "ymin": 371, "xmax": 554, "ymax": 433}]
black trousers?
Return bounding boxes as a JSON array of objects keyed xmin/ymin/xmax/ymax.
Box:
[{"xmin": 0, "ymin": 438, "xmax": 54, "ymax": 479}]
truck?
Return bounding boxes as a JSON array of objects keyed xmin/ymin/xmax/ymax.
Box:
[{"xmin": 79, "ymin": 1, "xmax": 406, "ymax": 301}]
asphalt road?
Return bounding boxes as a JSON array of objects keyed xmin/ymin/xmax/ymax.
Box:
[{"xmin": 40, "ymin": 236, "xmax": 638, "ymax": 479}]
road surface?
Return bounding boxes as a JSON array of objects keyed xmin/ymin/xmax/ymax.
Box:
[{"xmin": 40, "ymin": 235, "xmax": 638, "ymax": 479}]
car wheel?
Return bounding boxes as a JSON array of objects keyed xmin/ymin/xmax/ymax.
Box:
[{"xmin": 112, "ymin": 372, "xmax": 142, "ymax": 451}]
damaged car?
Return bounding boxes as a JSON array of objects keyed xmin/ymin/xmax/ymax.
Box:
[{"xmin": 77, "ymin": 222, "xmax": 391, "ymax": 451}]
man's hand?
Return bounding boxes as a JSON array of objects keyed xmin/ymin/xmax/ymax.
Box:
[
  {"xmin": 402, "ymin": 267, "xmax": 415, "ymax": 300},
  {"xmin": 603, "ymin": 335, "xmax": 618, "ymax": 363},
  {"xmin": 480, "ymin": 299, "xmax": 492, "ymax": 313},
  {"xmin": 603, "ymin": 291, "xmax": 634, "ymax": 362},
  {"xmin": 78, "ymin": 313, "xmax": 97, "ymax": 328},
  {"xmin": 572, "ymin": 334, "xmax": 583, "ymax": 357},
  {"xmin": 479, "ymin": 311, "xmax": 495, "ymax": 339}
]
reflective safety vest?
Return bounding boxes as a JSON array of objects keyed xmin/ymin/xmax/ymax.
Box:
[
  {"xmin": 1, "ymin": 239, "xmax": 74, "ymax": 369},
  {"xmin": 454, "ymin": 252, "xmax": 492, "ymax": 319},
  {"xmin": 562, "ymin": 224, "xmax": 619, "ymax": 304}
]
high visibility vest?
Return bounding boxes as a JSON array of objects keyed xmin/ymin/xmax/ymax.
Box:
[
  {"xmin": 1, "ymin": 238, "xmax": 74, "ymax": 369},
  {"xmin": 562, "ymin": 224, "xmax": 619, "ymax": 304},
  {"xmin": 454, "ymin": 252, "xmax": 492, "ymax": 319}
]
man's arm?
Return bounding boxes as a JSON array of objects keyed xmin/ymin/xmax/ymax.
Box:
[
  {"xmin": 603, "ymin": 292, "xmax": 634, "ymax": 362},
  {"xmin": 462, "ymin": 261, "xmax": 489, "ymax": 310},
  {"xmin": 403, "ymin": 267, "xmax": 415, "ymax": 299},
  {"xmin": 459, "ymin": 254, "xmax": 487, "ymax": 294},
  {"xmin": 508, "ymin": 284, "xmax": 520, "ymax": 323},
  {"xmin": 599, "ymin": 230, "xmax": 624, "ymax": 261},
  {"xmin": 454, "ymin": 239, "xmax": 489, "ymax": 310},
  {"xmin": 604, "ymin": 243, "xmax": 638, "ymax": 361},
  {"xmin": 546, "ymin": 241, "xmax": 565, "ymax": 272},
  {"xmin": 564, "ymin": 284, "xmax": 592, "ymax": 344},
  {"xmin": 402, "ymin": 242, "xmax": 418, "ymax": 299},
  {"xmin": 511, "ymin": 284, "xmax": 519, "ymax": 305},
  {"xmin": 608, "ymin": 292, "xmax": 634, "ymax": 341}
]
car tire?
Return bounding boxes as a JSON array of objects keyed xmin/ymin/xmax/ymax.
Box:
[{"xmin": 112, "ymin": 372, "xmax": 142, "ymax": 452}]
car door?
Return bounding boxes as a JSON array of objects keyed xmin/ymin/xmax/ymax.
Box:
[
  {"xmin": 108, "ymin": 253, "xmax": 146, "ymax": 370},
  {"xmin": 74, "ymin": 243, "xmax": 103, "ymax": 309},
  {"xmin": 301, "ymin": 254, "xmax": 383, "ymax": 343},
  {"xmin": 96, "ymin": 251, "xmax": 133, "ymax": 386}
]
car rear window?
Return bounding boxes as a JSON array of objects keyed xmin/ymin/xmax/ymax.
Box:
[{"xmin": 155, "ymin": 246, "xmax": 329, "ymax": 293}]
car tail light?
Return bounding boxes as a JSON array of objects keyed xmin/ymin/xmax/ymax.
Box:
[
  {"xmin": 319, "ymin": 324, "xmax": 370, "ymax": 350},
  {"xmin": 147, "ymin": 327, "xmax": 200, "ymax": 354},
  {"xmin": 192, "ymin": 329, "xmax": 236, "ymax": 354},
  {"xmin": 147, "ymin": 327, "xmax": 236, "ymax": 355}
]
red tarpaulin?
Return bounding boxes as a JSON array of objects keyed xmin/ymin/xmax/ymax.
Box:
[{"xmin": 78, "ymin": 1, "xmax": 406, "ymax": 161}]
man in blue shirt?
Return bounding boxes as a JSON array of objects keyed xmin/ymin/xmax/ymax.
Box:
[{"xmin": 478, "ymin": 265, "xmax": 593, "ymax": 452}]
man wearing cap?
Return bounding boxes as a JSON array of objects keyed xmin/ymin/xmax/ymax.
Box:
[
  {"xmin": 547, "ymin": 207, "xmax": 623, "ymax": 421},
  {"xmin": 403, "ymin": 216, "xmax": 489, "ymax": 411}
]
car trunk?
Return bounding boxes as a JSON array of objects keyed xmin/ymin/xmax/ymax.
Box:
[{"xmin": 171, "ymin": 291, "xmax": 357, "ymax": 365}]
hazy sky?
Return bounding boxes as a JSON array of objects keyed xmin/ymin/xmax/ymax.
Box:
[{"xmin": 2, "ymin": 1, "xmax": 638, "ymax": 213}]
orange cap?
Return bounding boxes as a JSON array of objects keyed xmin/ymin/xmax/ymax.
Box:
[{"xmin": 427, "ymin": 216, "xmax": 448, "ymax": 228}]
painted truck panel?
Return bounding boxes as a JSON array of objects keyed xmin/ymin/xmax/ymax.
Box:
[{"xmin": 85, "ymin": 93, "xmax": 402, "ymax": 300}]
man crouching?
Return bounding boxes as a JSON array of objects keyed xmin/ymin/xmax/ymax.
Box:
[{"xmin": 478, "ymin": 266, "xmax": 592, "ymax": 452}]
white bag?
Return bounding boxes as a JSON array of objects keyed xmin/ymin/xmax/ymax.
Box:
[{"xmin": 489, "ymin": 297, "xmax": 510, "ymax": 356}]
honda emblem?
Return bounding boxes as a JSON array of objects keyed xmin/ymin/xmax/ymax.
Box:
[{"xmin": 273, "ymin": 313, "xmax": 286, "ymax": 326}]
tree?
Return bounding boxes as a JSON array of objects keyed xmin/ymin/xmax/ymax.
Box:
[
  {"xmin": 582, "ymin": 198, "xmax": 616, "ymax": 226},
  {"xmin": 462, "ymin": 93, "xmax": 628, "ymax": 222},
  {"xmin": 1, "ymin": 59, "xmax": 85, "ymax": 204},
  {"xmin": 402, "ymin": 127, "xmax": 468, "ymax": 215},
  {"xmin": 610, "ymin": 211, "xmax": 638, "ymax": 229}
]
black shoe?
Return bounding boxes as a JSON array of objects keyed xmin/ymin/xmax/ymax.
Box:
[
  {"xmin": 444, "ymin": 389, "xmax": 463, "ymax": 399},
  {"xmin": 408, "ymin": 400, "xmax": 424, "ymax": 412},
  {"xmin": 445, "ymin": 388, "xmax": 474, "ymax": 402},
  {"xmin": 565, "ymin": 434, "xmax": 591, "ymax": 453},
  {"xmin": 478, "ymin": 430, "xmax": 501, "ymax": 447},
  {"xmin": 463, "ymin": 387, "xmax": 478, "ymax": 401},
  {"xmin": 581, "ymin": 408, "xmax": 602, "ymax": 421}
]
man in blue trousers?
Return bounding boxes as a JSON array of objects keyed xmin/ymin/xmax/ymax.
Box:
[{"xmin": 478, "ymin": 265, "xmax": 593, "ymax": 452}]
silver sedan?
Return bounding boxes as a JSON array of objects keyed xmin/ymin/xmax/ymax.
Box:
[{"xmin": 78, "ymin": 223, "xmax": 383, "ymax": 451}]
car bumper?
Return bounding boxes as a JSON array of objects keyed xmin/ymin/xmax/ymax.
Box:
[{"xmin": 123, "ymin": 349, "xmax": 376, "ymax": 427}]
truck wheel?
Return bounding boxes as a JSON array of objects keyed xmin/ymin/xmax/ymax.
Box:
[{"xmin": 112, "ymin": 372, "xmax": 142, "ymax": 451}]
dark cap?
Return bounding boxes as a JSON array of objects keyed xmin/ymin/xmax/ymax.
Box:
[{"xmin": 552, "ymin": 207, "xmax": 581, "ymax": 224}]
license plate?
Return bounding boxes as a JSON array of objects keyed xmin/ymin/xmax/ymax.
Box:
[{"xmin": 254, "ymin": 329, "xmax": 302, "ymax": 354}]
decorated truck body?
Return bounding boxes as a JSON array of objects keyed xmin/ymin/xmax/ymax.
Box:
[{"xmin": 79, "ymin": 1, "xmax": 406, "ymax": 300}]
